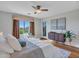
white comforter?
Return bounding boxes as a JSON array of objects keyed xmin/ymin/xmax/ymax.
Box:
[{"xmin": 28, "ymin": 38, "xmax": 71, "ymax": 58}]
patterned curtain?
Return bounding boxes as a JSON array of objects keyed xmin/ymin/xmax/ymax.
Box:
[
  {"xmin": 13, "ymin": 19, "xmax": 19, "ymax": 39},
  {"xmin": 30, "ymin": 22, "xmax": 35, "ymax": 35}
]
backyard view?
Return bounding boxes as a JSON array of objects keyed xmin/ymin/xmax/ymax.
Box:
[{"xmin": 19, "ymin": 20, "xmax": 30, "ymax": 40}]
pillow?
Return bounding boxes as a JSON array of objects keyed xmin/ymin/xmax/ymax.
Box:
[
  {"xmin": 0, "ymin": 51, "xmax": 10, "ymax": 58},
  {"xmin": 0, "ymin": 32, "xmax": 3, "ymax": 36},
  {"xmin": 0, "ymin": 42, "xmax": 14, "ymax": 54},
  {"xmin": 0, "ymin": 35, "xmax": 14, "ymax": 54},
  {"xmin": 0, "ymin": 35, "xmax": 5, "ymax": 43},
  {"xmin": 5, "ymin": 34, "xmax": 22, "ymax": 51}
]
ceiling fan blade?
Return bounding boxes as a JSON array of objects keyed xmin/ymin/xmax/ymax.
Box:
[
  {"xmin": 37, "ymin": 5, "xmax": 41, "ymax": 9},
  {"xmin": 34, "ymin": 12, "xmax": 37, "ymax": 14},
  {"xmin": 32, "ymin": 6, "xmax": 36, "ymax": 9},
  {"xmin": 41, "ymin": 9, "xmax": 48, "ymax": 11}
]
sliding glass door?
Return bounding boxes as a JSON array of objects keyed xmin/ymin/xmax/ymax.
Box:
[
  {"xmin": 19, "ymin": 20, "xmax": 35, "ymax": 39},
  {"xmin": 19, "ymin": 20, "xmax": 30, "ymax": 36}
]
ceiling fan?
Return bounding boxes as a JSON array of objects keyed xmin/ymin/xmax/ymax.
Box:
[{"xmin": 32, "ymin": 5, "xmax": 48, "ymax": 14}]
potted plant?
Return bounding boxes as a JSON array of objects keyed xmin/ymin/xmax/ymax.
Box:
[{"xmin": 64, "ymin": 31, "xmax": 73, "ymax": 45}]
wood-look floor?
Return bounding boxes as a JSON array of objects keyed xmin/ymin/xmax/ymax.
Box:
[
  {"xmin": 42, "ymin": 40, "xmax": 79, "ymax": 58},
  {"xmin": 52, "ymin": 41, "xmax": 79, "ymax": 58}
]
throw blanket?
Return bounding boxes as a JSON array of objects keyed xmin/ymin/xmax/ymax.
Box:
[
  {"xmin": 28, "ymin": 38, "xmax": 71, "ymax": 58},
  {"xmin": 11, "ymin": 41, "xmax": 44, "ymax": 58}
]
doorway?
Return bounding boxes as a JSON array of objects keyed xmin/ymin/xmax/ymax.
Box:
[
  {"xmin": 19, "ymin": 20, "xmax": 30, "ymax": 38},
  {"xmin": 19, "ymin": 20, "xmax": 35, "ymax": 39}
]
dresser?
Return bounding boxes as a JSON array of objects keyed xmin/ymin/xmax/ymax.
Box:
[{"xmin": 48, "ymin": 32, "xmax": 65, "ymax": 43}]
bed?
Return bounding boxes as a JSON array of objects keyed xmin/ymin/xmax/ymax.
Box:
[{"xmin": 10, "ymin": 38, "xmax": 71, "ymax": 58}]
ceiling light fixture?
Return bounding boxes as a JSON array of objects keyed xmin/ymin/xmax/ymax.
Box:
[{"xmin": 36, "ymin": 10, "xmax": 42, "ymax": 13}]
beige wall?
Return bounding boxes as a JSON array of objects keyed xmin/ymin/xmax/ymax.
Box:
[
  {"xmin": 45, "ymin": 9, "xmax": 79, "ymax": 37},
  {"xmin": 1, "ymin": 9, "xmax": 79, "ymax": 38},
  {"xmin": 0, "ymin": 11, "xmax": 41, "ymax": 37},
  {"xmin": 34, "ymin": 18, "xmax": 42, "ymax": 38},
  {"xmin": 0, "ymin": 11, "xmax": 13, "ymax": 35}
]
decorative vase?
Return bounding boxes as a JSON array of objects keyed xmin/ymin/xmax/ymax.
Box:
[{"xmin": 66, "ymin": 38, "xmax": 72, "ymax": 45}]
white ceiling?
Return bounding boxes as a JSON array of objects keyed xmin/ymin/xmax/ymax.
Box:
[{"xmin": 0, "ymin": 1, "xmax": 79, "ymax": 18}]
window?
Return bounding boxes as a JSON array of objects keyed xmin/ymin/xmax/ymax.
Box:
[
  {"xmin": 19, "ymin": 20, "xmax": 30, "ymax": 34},
  {"xmin": 51, "ymin": 19, "xmax": 57, "ymax": 30},
  {"xmin": 58, "ymin": 18, "xmax": 66, "ymax": 30},
  {"xmin": 42, "ymin": 21, "xmax": 46, "ymax": 36},
  {"xmin": 51, "ymin": 17, "xmax": 66, "ymax": 30}
]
